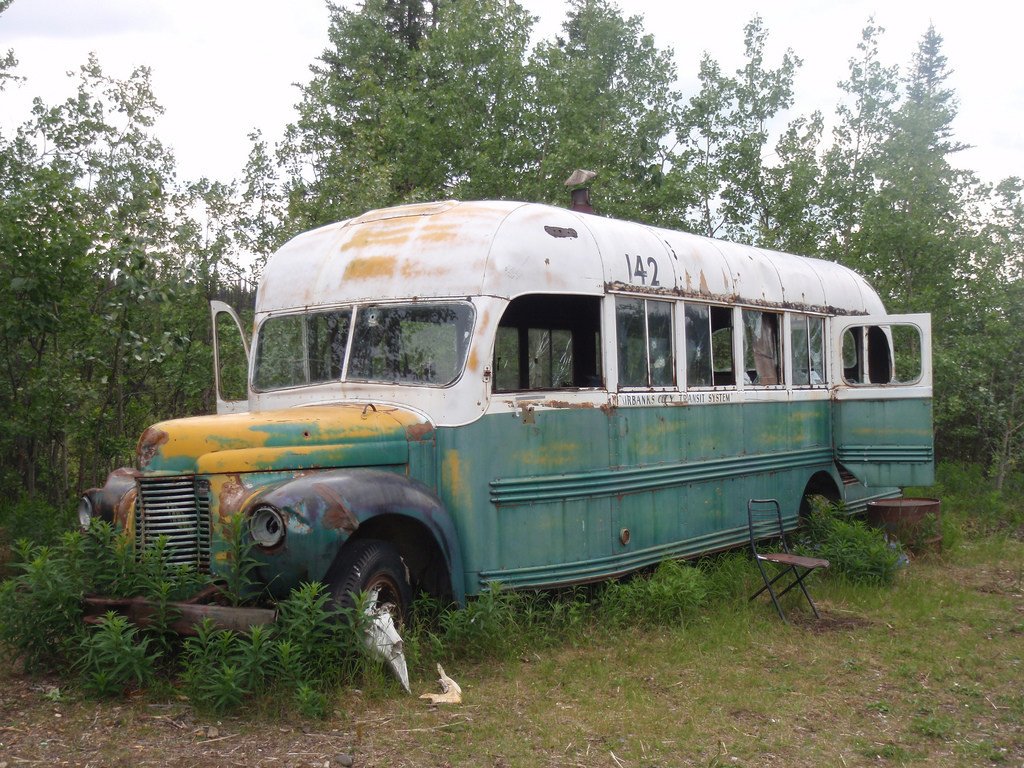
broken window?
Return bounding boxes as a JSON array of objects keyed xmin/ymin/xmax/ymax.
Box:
[
  {"xmin": 684, "ymin": 304, "xmax": 713, "ymax": 387},
  {"xmin": 254, "ymin": 309, "xmax": 351, "ymax": 390},
  {"xmin": 347, "ymin": 302, "xmax": 475, "ymax": 386},
  {"xmin": 790, "ymin": 314, "xmax": 825, "ymax": 386},
  {"xmin": 687, "ymin": 304, "xmax": 736, "ymax": 388},
  {"xmin": 841, "ymin": 323, "xmax": 923, "ymax": 386},
  {"xmin": 743, "ymin": 310, "xmax": 782, "ymax": 386},
  {"xmin": 492, "ymin": 294, "xmax": 602, "ymax": 391},
  {"xmin": 615, "ymin": 297, "xmax": 673, "ymax": 388}
]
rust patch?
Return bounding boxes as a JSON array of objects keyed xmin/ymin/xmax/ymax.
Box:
[
  {"xmin": 699, "ymin": 270, "xmax": 710, "ymax": 295},
  {"xmin": 603, "ymin": 281, "xmax": 862, "ymax": 316},
  {"xmin": 112, "ymin": 486, "xmax": 137, "ymax": 530},
  {"xmin": 406, "ymin": 422, "xmax": 435, "ymax": 443},
  {"xmin": 543, "ymin": 400, "xmax": 595, "ymax": 409},
  {"xmin": 314, "ymin": 482, "xmax": 359, "ymax": 533},
  {"xmin": 137, "ymin": 427, "xmax": 169, "ymax": 469},
  {"xmin": 218, "ymin": 475, "xmax": 249, "ymax": 517},
  {"xmin": 343, "ymin": 255, "xmax": 397, "ymax": 281},
  {"xmin": 400, "ymin": 261, "xmax": 452, "ymax": 280}
]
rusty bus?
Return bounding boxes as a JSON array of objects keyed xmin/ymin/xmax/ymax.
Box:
[{"xmin": 80, "ymin": 200, "xmax": 934, "ymax": 622}]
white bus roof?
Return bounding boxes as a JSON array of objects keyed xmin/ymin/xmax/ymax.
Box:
[{"xmin": 258, "ymin": 200, "xmax": 885, "ymax": 315}]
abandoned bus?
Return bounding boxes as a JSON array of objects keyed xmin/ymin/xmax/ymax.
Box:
[{"xmin": 82, "ymin": 200, "xmax": 933, "ymax": 614}]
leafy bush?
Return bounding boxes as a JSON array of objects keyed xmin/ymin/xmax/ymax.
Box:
[
  {"xmin": 431, "ymin": 582, "xmax": 524, "ymax": 661},
  {"xmin": 76, "ymin": 611, "xmax": 160, "ymax": 697},
  {"xmin": 801, "ymin": 497, "xmax": 902, "ymax": 586},
  {"xmin": 180, "ymin": 618, "xmax": 252, "ymax": 714},
  {"xmin": 219, "ymin": 514, "xmax": 261, "ymax": 606},
  {"xmin": 0, "ymin": 537, "xmax": 84, "ymax": 671},
  {"xmin": 598, "ymin": 560, "xmax": 710, "ymax": 626},
  {"xmin": 926, "ymin": 462, "xmax": 1024, "ymax": 537}
]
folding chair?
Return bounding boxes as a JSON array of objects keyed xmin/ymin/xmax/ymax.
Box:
[{"xmin": 747, "ymin": 498, "xmax": 830, "ymax": 623}]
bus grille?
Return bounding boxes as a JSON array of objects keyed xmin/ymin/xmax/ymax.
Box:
[{"xmin": 134, "ymin": 476, "xmax": 211, "ymax": 571}]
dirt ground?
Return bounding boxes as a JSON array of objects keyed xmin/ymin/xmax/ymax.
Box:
[{"xmin": 0, "ymin": 670, "xmax": 470, "ymax": 768}]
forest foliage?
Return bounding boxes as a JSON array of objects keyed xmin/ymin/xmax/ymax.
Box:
[{"xmin": 1, "ymin": 0, "xmax": 1022, "ymax": 536}]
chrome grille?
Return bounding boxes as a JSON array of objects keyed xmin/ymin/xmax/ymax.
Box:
[{"xmin": 134, "ymin": 476, "xmax": 211, "ymax": 570}]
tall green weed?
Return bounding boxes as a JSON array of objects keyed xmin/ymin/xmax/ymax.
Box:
[
  {"xmin": 599, "ymin": 560, "xmax": 710, "ymax": 626},
  {"xmin": 801, "ymin": 497, "xmax": 902, "ymax": 586}
]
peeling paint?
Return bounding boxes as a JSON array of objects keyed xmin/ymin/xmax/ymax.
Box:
[
  {"xmin": 137, "ymin": 427, "xmax": 169, "ymax": 469},
  {"xmin": 314, "ymin": 482, "xmax": 359, "ymax": 533}
]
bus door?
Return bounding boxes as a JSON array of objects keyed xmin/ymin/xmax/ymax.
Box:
[
  {"xmin": 211, "ymin": 300, "xmax": 251, "ymax": 414},
  {"xmin": 829, "ymin": 314, "xmax": 934, "ymax": 487}
]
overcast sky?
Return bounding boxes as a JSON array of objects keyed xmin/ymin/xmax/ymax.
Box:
[{"xmin": 1, "ymin": 0, "xmax": 1020, "ymax": 188}]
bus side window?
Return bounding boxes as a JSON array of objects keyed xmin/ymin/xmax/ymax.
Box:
[
  {"xmin": 742, "ymin": 309, "xmax": 782, "ymax": 386},
  {"xmin": 492, "ymin": 294, "xmax": 602, "ymax": 391},
  {"xmin": 791, "ymin": 315, "xmax": 825, "ymax": 386},
  {"xmin": 684, "ymin": 304, "xmax": 712, "ymax": 387},
  {"xmin": 615, "ymin": 297, "xmax": 674, "ymax": 388},
  {"xmin": 710, "ymin": 306, "xmax": 735, "ymax": 387}
]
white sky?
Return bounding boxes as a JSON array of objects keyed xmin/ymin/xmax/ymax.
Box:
[{"xmin": 1, "ymin": 0, "xmax": 1020, "ymax": 188}]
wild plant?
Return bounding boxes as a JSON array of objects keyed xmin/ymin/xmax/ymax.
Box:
[
  {"xmin": 800, "ymin": 496, "xmax": 901, "ymax": 586},
  {"xmin": 138, "ymin": 577, "xmax": 182, "ymax": 661},
  {"xmin": 238, "ymin": 623, "xmax": 276, "ymax": 693},
  {"xmin": 273, "ymin": 580, "xmax": 378, "ymax": 687},
  {"xmin": 0, "ymin": 539, "xmax": 83, "ymax": 671},
  {"xmin": 699, "ymin": 551, "xmax": 760, "ymax": 602},
  {"xmin": 434, "ymin": 582, "xmax": 522, "ymax": 660},
  {"xmin": 181, "ymin": 617, "xmax": 249, "ymax": 712},
  {"xmin": 271, "ymin": 638, "xmax": 306, "ymax": 689},
  {"xmin": 78, "ymin": 520, "xmax": 139, "ymax": 596},
  {"xmin": 598, "ymin": 559, "xmax": 710, "ymax": 627},
  {"xmin": 76, "ymin": 611, "xmax": 160, "ymax": 697},
  {"xmin": 294, "ymin": 681, "xmax": 330, "ymax": 719},
  {"xmin": 219, "ymin": 514, "xmax": 261, "ymax": 606},
  {"xmin": 196, "ymin": 660, "xmax": 250, "ymax": 715}
]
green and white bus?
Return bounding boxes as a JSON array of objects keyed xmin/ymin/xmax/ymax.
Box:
[{"xmin": 83, "ymin": 200, "xmax": 933, "ymax": 614}]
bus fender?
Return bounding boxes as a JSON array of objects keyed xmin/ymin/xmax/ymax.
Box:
[{"xmin": 251, "ymin": 468, "xmax": 465, "ymax": 604}]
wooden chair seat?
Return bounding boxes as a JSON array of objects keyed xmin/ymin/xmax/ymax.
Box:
[{"xmin": 756, "ymin": 552, "xmax": 830, "ymax": 570}]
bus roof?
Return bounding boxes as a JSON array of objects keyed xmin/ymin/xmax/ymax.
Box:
[{"xmin": 258, "ymin": 200, "xmax": 885, "ymax": 316}]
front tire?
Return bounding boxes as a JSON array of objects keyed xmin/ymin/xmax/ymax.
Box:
[{"xmin": 324, "ymin": 538, "xmax": 412, "ymax": 625}]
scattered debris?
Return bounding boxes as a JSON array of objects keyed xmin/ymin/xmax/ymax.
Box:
[
  {"xmin": 362, "ymin": 589, "xmax": 411, "ymax": 693},
  {"xmin": 419, "ymin": 664, "xmax": 462, "ymax": 705}
]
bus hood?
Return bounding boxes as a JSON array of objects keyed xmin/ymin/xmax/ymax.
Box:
[{"xmin": 136, "ymin": 404, "xmax": 432, "ymax": 475}]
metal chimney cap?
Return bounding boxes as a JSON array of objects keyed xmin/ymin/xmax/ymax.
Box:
[{"xmin": 565, "ymin": 169, "xmax": 597, "ymax": 187}]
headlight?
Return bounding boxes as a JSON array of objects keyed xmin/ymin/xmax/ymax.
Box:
[
  {"xmin": 249, "ymin": 505, "xmax": 286, "ymax": 548},
  {"xmin": 77, "ymin": 495, "xmax": 94, "ymax": 530}
]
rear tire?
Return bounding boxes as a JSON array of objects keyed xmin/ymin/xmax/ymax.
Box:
[{"xmin": 324, "ymin": 538, "xmax": 412, "ymax": 625}]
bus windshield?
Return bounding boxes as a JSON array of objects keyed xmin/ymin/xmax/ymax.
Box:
[{"xmin": 254, "ymin": 301, "xmax": 475, "ymax": 390}]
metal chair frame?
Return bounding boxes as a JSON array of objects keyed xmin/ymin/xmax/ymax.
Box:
[{"xmin": 747, "ymin": 498, "xmax": 830, "ymax": 623}]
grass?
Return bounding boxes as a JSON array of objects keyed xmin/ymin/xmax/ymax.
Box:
[
  {"xmin": 2, "ymin": 472, "xmax": 1022, "ymax": 765},
  {"xmin": 3, "ymin": 536, "xmax": 1020, "ymax": 766}
]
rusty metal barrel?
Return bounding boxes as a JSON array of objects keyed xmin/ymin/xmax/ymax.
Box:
[{"xmin": 866, "ymin": 498, "xmax": 942, "ymax": 554}]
